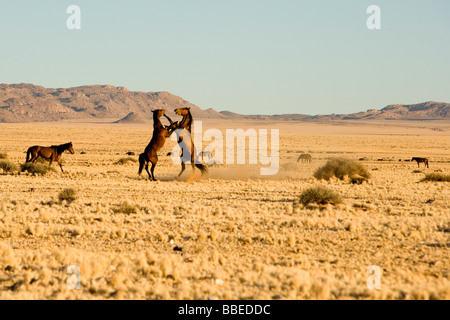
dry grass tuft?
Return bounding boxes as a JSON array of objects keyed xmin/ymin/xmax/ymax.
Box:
[
  {"xmin": 299, "ymin": 185, "xmax": 342, "ymax": 206},
  {"xmin": 0, "ymin": 160, "xmax": 19, "ymax": 173},
  {"xmin": 58, "ymin": 188, "xmax": 78, "ymax": 204},
  {"xmin": 420, "ymin": 173, "xmax": 450, "ymax": 182},
  {"xmin": 20, "ymin": 163, "xmax": 54, "ymax": 175},
  {"xmin": 115, "ymin": 157, "xmax": 137, "ymax": 165},
  {"xmin": 314, "ymin": 157, "xmax": 370, "ymax": 183},
  {"xmin": 113, "ymin": 201, "xmax": 137, "ymax": 214},
  {"xmin": 0, "ymin": 153, "xmax": 8, "ymax": 159}
]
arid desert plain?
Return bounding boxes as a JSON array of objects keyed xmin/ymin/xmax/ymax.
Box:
[{"xmin": 0, "ymin": 119, "xmax": 449, "ymax": 300}]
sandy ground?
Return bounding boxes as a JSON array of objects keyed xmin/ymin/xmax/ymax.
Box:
[{"xmin": 0, "ymin": 119, "xmax": 449, "ymax": 300}]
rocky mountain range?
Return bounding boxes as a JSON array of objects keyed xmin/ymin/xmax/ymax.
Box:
[{"xmin": 0, "ymin": 83, "xmax": 449, "ymax": 123}]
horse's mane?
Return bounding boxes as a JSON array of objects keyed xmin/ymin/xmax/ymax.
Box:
[
  {"xmin": 51, "ymin": 142, "xmax": 71, "ymax": 153},
  {"xmin": 180, "ymin": 109, "xmax": 193, "ymax": 132},
  {"xmin": 152, "ymin": 111, "xmax": 165, "ymax": 129}
]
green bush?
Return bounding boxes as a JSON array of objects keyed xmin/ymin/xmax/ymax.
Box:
[
  {"xmin": 421, "ymin": 173, "xmax": 450, "ymax": 182},
  {"xmin": 58, "ymin": 188, "xmax": 78, "ymax": 204},
  {"xmin": 0, "ymin": 160, "xmax": 19, "ymax": 172},
  {"xmin": 299, "ymin": 185, "xmax": 342, "ymax": 206},
  {"xmin": 314, "ymin": 157, "xmax": 370, "ymax": 183},
  {"xmin": 20, "ymin": 162, "xmax": 54, "ymax": 175}
]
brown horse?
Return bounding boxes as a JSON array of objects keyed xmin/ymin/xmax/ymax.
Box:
[
  {"xmin": 411, "ymin": 157, "xmax": 429, "ymax": 168},
  {"xmin": 138, "ymin": 109, "xmax": 174, "ymax": 181},
  {"xmin": 297, "ymin": 153, "xmax": 312, "ymax": 163},
  {"xmin": 26, "ymin": 142, "xmax": 75, "ymax": 172},
  {"xmin": 167, "ymin": 107, "xmax": 208, "ymax": 177}
]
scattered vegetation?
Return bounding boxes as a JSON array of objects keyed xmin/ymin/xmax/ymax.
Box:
[
  {"xmin": 0, "ymin": 153, "xmax": 7, "ymax": 159},
  {"xmin": 0, "ymin": 160, "xmax": 18, "ymax": 173},
  {"xmin": 314, "ymin": 157, "xmax": 370, "ymax": 183},
  {"xmin": 58, "ymin": 188, "xmax": 78, "ymax": 204},
  {"xmin": 299, "ymin": 185, "xmax": 342, "ymax": 206},
  {"xmin": 35, "ymin": 157, "xmax": 48, "ymax": 164},
  {"xmin": 115, "ymin": 157, "xmax": 137, "ymax": 165},
  {"xmin": 420, "ymin": 173, "xmax": 450, "ymax": 182},
  {"xmin": 20, "ymin": 163, "xmax": 54, "ymax": 175},
  {"xmin": 113, "ymin": 201, "xmax": 137, "ymax": 214}
]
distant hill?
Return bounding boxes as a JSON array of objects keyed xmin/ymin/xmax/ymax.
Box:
[
  {"xmin": 1, "ymin": 83, "xmax": 449, "ymax": 122},
  {"xmin": 114, "ymin": 112, "xmax": 150, "ymax": 124},
  {"xmin": 0, "ymin": 83, "xmax": 225, "ymax": 123},
  {"xmin": 226, "ymin": 102, "xmax": 450, "ymax": 121}
]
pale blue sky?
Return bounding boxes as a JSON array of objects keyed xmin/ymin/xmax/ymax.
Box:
[{"xmin": 1, "ymin": 0, "xmax": 449, "ymax": 115}]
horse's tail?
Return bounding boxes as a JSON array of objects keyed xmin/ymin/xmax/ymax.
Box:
[
  {"xmin": 138, "ymin": 153, "xmax": 146, "ymax": 175},
  {"xmin": 195, "ymin": 163, "xmax": 208, "ymax": 175},
  {"xmin": 26, "ymin": 147, "xmax": 32, "ymax": 162}
]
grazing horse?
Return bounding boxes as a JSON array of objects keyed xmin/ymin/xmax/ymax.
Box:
[
  {"xmin": 26, "ymin": 142, "xmax": 75, "ymax": 172},
  {"xmin": 297, "ymin": 153, "xmax": 312, "ymax": 163},
  {"xmin": 166, "ymin": 107, "xmax": 208, "ymax": 177},
  {"xmin": 411, "ymin": 157, "xmax": 429, "ymax": 168},
  {"xmin": 138, "ymin": 109, "xmax": 174, "ymax": 181}
]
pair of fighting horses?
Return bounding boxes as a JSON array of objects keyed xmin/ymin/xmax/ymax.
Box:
[
  {"xmin": 138, "ymin": 107, "xmax": 208, "ymax": 181},
  {"xmin": 23, "ymin": 108, "xmax": 206, "ymax": 180}
]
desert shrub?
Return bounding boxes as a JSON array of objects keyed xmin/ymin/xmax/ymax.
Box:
[
  {"xmin": 299, "ymin": 185, "xmax": 342, "ymax": 206},
  {"xmin": 20, "ymin": 163, "xmax": 54, "ymax": 175},
  {"xmin": 115, "ymin": 157, "xmax": 137, "ymax": 165},
  {"xmin": 113, "ymin": 201, "xmax": 137, "ymax": 214},
  {"xmin": 314, "ymin": 157, "xmax": 370, "ymax": 183},
  {"xmin": 420, "ymin": 173, "xmax": 450, "ymax": 182},
  {"xmin": 58, "ymin": 188, "xmax": 78, "ymax": 204},
  {"xmin": 0, "ymin": 160, "xmax": 19, "ymax": 172},
  {"xmin": 0, "ymin": 153, "xmax": 7, "ymax": 159},
  {"xmin": 35, "ymin": 157, "xmax": 48, "ymax": 164}
]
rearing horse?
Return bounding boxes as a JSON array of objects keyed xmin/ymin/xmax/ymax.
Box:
[
  {"xmin": 166, "ymin": 107, "xmax": 208, "ymax": 177},
  {"xmin": 26, "ymin": 142, "xmax": 75, "ymax": 172},
  {"xmin": 138, "ymin": 109, "xmax": 174, "ymax": 181}
]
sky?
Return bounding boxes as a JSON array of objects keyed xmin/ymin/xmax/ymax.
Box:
[{"xmin": 1, "ymin": 0, "xmax": 450, "ymax": 115}]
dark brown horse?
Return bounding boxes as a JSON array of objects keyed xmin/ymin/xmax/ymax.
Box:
[
  {"xmin": 167, "ymin": 107, "xmax": 208, "ymax": 177},
  {"xmin": 411, "ymin": 157, "xmax": 429, "ymax": 168},
  {"xmin": 26, "ymin": 142, "xmax": 75, "ymax": 172},
  {"xmin": 138, "ymin": 109, "xmax": 174, "ymax": 181},
  {"xmin": 297, "ymin": 153, "xmax": 312, "ymax": 163}
]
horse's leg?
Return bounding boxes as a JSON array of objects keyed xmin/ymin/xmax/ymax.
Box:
[
  {"xmin": 144, "ymin": 162, "xmax": 152, "ymax": 180},
  {"xmin": 150, "ymin": 163, "xmax": 156, "ymax": 181},
  {"xmin": 58, "ymin": 160, "xmax": 64, "ymax": 172},
  {"xmin": 178, "ymin": 162, "xmax": 186, "ymax": 177},
  {"xmin": 29, "ymin": 152, "xmax": 38, "ymax": 163}
]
